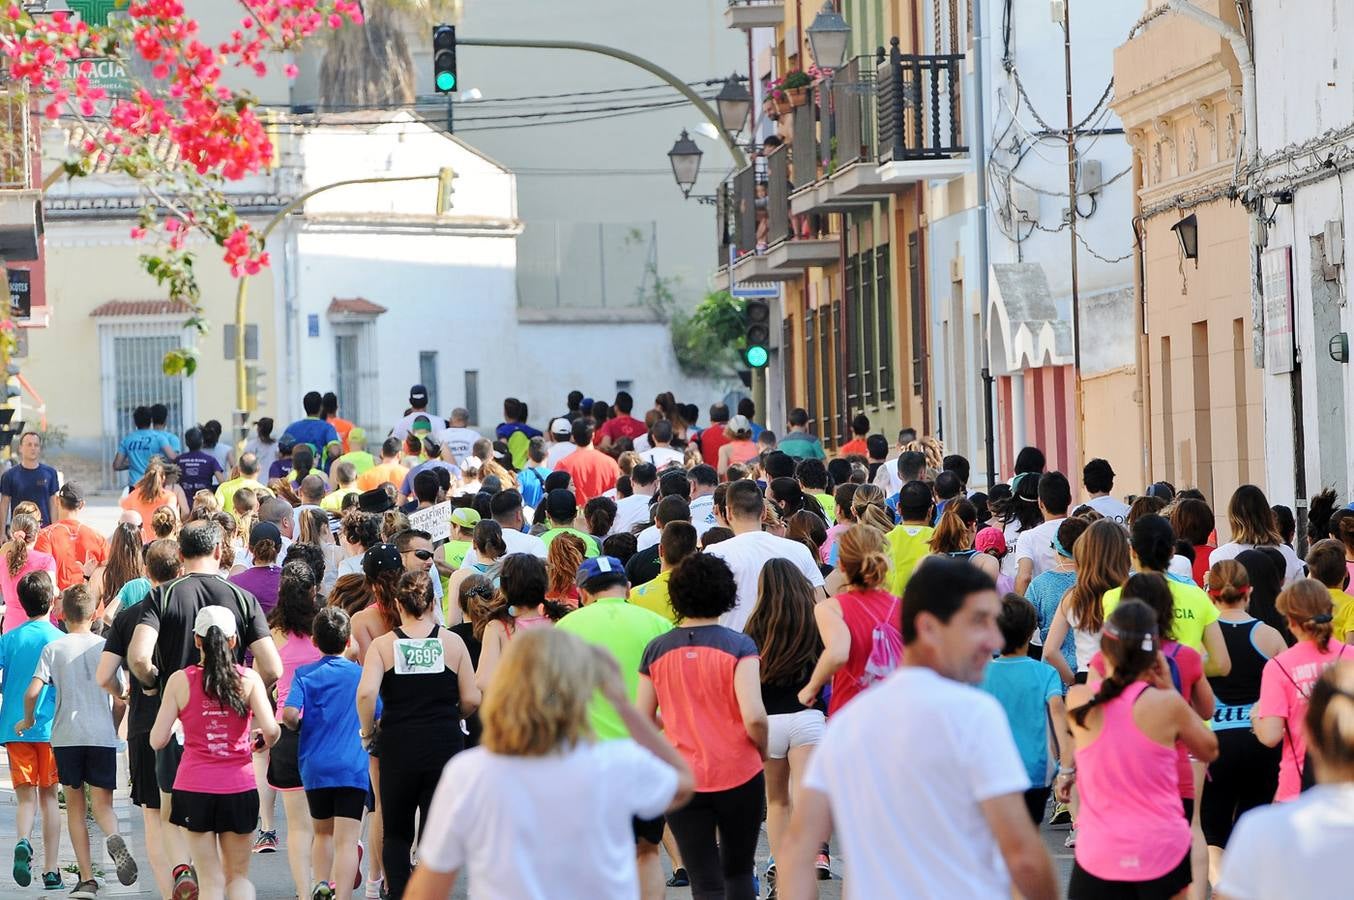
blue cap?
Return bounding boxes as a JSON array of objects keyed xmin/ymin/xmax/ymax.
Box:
[{"xmin": 576, "ymin": 555, "xmax": 628, "ymax": 589}]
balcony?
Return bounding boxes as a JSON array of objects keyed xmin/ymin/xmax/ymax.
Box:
[
  {"xmin": 0, "ymin": 88, "xmax": 41, "ymax": 262},
  {"xmin": 717, "ymin": 150, "xmax": 838, "ymax": 285},
  {"xmin": 724, "ymin": 0, "xmax": 785, "ymax": 30},
  {"xmin": 763, "ymin": 144, "xmax": 837, "ymax": 275},
  {"xmin": 875, "ymin": 40, "xmax": 970, "ymax": 183}
]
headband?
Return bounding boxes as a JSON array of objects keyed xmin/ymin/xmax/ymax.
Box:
[
  {"xmin": 1052, "ymin": 535, "xmax": 1073, "ymax": 559},
  {"xmin": 1103, "ymin": 620, "xmax": 1156, "ymax": 653}
]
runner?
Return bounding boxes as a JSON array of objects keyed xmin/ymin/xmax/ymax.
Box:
[
  {"xmin": 555, "ymin": 419, "xmax": 620, "ymax": 504},
  {"xmin": 244, "ymin": 420, "xmax": 280, "ymax": 482},
  {"xmin": 321, "ymin": 393, "xmax": 354, "ymax": 455},
  {"xmin": 89, "ymin": 521, "xmax": 145, "ymax": 627},
  {"xmin": 229, "ymin": 522, "xmax": 284, "ymax": 615},
  {"xmin": 1207, "ymin": 485, "xmax": 1305, "ymax": 584},
  {"xmin": 1012, "ymin": 472, "xmax": 1070, "ymax": 595},
  {"xmin": 436, "ymin": 409, "xmax": 480, "ymax": 465},
  {"xmin": 544, "ymin": 532, "xmax": 586, "ymax": 609},
  {"xmin": 539, "ymin": 489, "xmax": 601, "ymax": 557},
  {"xmin": 356, "ymin": 439, "xmax": 409, "ymax": 494},
  {"xmin": 1025, "ymin": 517, "xmax": 1089, "ymax": 668},
  {"xmin": 390, "ymin": 385, "xmax": 444, "ymax": 442},
  {"xmin": 217, "ymin": 453, "xmax": 272, "ymax": 511},
  {"xmin": 929, "ymin": 498, "xmax": 1001, "ymax": 581},
  {"xmin": 716, "ymin": 415, "xmax": 759, "ymax": 477},
  {"xmin": 149, "ymin": 606, "xmax": 280, "ymax": 900},
  {"xmin": 884, "ymin": 481, "xmax": 935, "ymax": 596},
  {"xmin": 114, "ymin": 409, "xmax": 179, "ymax": 490},
  {"xmin": 33, "ymin": 482, "xmax": 106, "ymax": 593},
  {"xmin": 595, "ymin": 391, "xmax": 648, "ymax": 451},
  {"xmin": 474, "ymin": 554, "xmax": 568, "ymax": 690},
  {"xmin": 1081, "ymin": 458, "xmax": 1129, "ymax": 523},
  {"xmin": 777, "ymin": 409, "xmax": 825, "ymax": 461},
  {"xmin": 1043, "ymin": 520, "xmax": 1132, "ymax": 686},
  {"xmin": 1306, "ymin": 539, "xmax": 1354, "ymax": 644},
  {"xmin": 121, "ymin": 459, "xmax": 178, "ymax": 544},
  {"xmin": 0, "ymin": 512, "xmax": 56, "ymax": 635},
  {"xmin": 177, "ymin": 427, "xmax": 225, "ymax": 498},
  {"xmin": 458, "ymin": 490, "xmax": 546, "ymax": 566},
  {"xmin": 743, "ymin": 559, "xmax": 826, "ymax": 896},
  {"xmin": 356, "ymin": 572, "xmax": 479, "ymax": 899},
  {"xmin": 201, "ymin": 420, "xmax": 235, "ymax": 472},
  {"xmin": 1171, "ymin": 498, "xmax": 1217, "ymax": 588}
]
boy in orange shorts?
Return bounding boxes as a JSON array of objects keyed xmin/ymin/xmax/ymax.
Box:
[{"xmin": 0, "ymin": 571, "xmax": 64, "ymax": 888}]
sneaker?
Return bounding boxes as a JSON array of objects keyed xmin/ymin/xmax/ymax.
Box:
[
  {"xmin": 665, "ymin": 867, "xmax": 689, "ymax": 888},
  {"xmin": 764, "ymin": 863, "xmax": 778, "ymax": 899},
  {"xmin": 364, "ymin": 878, "xmax": 385, "ymax": 900},
  {"xmin": 815, "ymin": 850, "xmax": 831, "ymax": 880},
  {"xmin": 43, "ymin": 871, "xmax": 63, "ymax": 891},
  {"xmin": 171, "ymin": 864, "xmax": 198, "ymax": 900},
  {"xmin": 1049, "ymin": 802, "xmax": 1072, "ymax": 828},
  {"xmin": 105, "ymin": 834, "xmax": 138, "ymax": 886},
  {"xmin": 253, "ymin": 830, "xmax": 278, "ymax": 854},
  {"xmin": 311, "ymin": 882, "xmax": 335, "ymax": 900},
  {"xmin": 69, "ymin": 880, "xmax": 99, "ymax": 900},
  {"xmin": 13, "ymin": 838, "xmax": 32, "ymax": 887},
  {"xmin": 1064, "ymin": 829, "xmax": 1077, "ymax": 849},
  {"xmin": 354, "ymin": 842, "xmax": 365, "ymax": 891}
]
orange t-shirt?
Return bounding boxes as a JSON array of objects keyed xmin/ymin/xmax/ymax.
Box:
[
  {"xmin": 357, "ymin": 461, "xmax": 409, "ymax": 493},
  {"xmin": 34, "ymin": 520, "xmax": 109, "ymax": 591},
  {"xmin": 119, "ymin": 489, "xmax": 176, "ymax": 543},
  {"xmin": 329, "ymin": 417, "xmax": 354, "ymax": 454},
  {"xmin": 554, "ymin": 447, "xmax": 620, "ymax": 504},
  {"xmin": 838, "ymin": 438, "xmax": 869, "ymax": 458}
]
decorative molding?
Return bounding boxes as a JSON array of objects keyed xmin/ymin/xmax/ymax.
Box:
[{"xmin": 1192, "ymin": 99, "xmax": 1217, "ymax": 161}]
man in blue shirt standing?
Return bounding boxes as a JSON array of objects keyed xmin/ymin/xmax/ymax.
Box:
[
  {"xmin": 113, "ymin": 407, "xmax": 178, "ymax": 489},
  {"xmin": 148, "ymin": 404, "xmax": 182, "ymax": 455},
  {"xmin": 283, "ymin": 391, "xmax": 340, "ymax": 456},
  {"xmin": 0, "ymin": 432, "xmax": 60, "ymax": 526}
]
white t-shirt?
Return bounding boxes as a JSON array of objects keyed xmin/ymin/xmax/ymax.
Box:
[
  {"xmin": 390, "ymin": 411, "xmax": 445, "ymax": 441},
  {"xmin": 545, "ymin": 441, "xmax": 577, "ymax": 470},
  {"xmin": 635, "ymin": 511, "xmax": 715, "ymax": 552},
  {"xmin": 418, "ymin": 740, "xmax": 678, "ymax": 900},
  {"xmin": 610, "ymin": 493, "xmax": 654, "ymax": 536},
  {"xmin": 639, "ymin": 447, "xmax": 684, "ymax": 470},
  {"xmin": 706, "ymin": 530, "xmax": 826, "ymax": 631},
  {"xmin": 873, "ymin": 457, "xmax": 902, "ymax": 495},
  {"xmin": 1083, "ymin": 494, "xmax": 1130, "ymax": 523},
  {"xmin": 438, "ymin": 426, "xmax": 482, "ymax": 462},
  {"xmin": 1013, "ymin": 517, "xmax": 1066, "ymax": 583},
  {"xmin": 689, "ymin": 494, "xmax": 717, "ymax": 530},
  {"xmin": 1209, "ymin": 541, "xmax": 1305, "ymax": 585},
  {"xmin": 1216, "ymin": 783, "xmax": 1354, "ymax": 899},
  {"xmin": 804, "ymin": 667, "xmax": 1030, "ymax": 900},
  {"xmin": 460, "ymin": 528, "xmax": 548, "ymax": 568}
]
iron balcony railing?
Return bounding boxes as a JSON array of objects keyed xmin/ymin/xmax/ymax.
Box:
[
  {"xmin": 875, "ymin": 39, "xmax": 966, "ymax": 163},
  {"xmin": 790, "ymin": 87, "xmax": 820, "ymax": 191},
  {"xmin": 829, "ymin": 56, "xmax": 877, "ymax": 170},
  {"xmin": 0, "ymin": 88, "xmax": 32, "ymax": 190},
  {"xmin": 766, "ymin": 144, "xmax": 792, "ymax": 246}
]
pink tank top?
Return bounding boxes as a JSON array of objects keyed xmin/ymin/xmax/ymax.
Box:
[
  {"xmin": 173, "ymin": 666, "xmax": 256, "ymax": 795},
  {"xmin": 1075, "ymin": 681, "xmax": 1191, "ymax": 881},
  {"xmin": 276, "ymin": 631, "xmax": 323, "ymax": 708},
  {"xmin": 829, "ymin": 588, "xmax": 900, "ymax": 714}
]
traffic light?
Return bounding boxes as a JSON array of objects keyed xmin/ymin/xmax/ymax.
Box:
[
  {"xmin": 433, "ymin": 25, "xmax": 458, "ymax": 94},
  {"xmin": 436, "ymin": 167, "xmax": 457, "ymax": 215},
  {"xmin": 744, "ymin": 298, "xmax": 770, "ymax": 368}
]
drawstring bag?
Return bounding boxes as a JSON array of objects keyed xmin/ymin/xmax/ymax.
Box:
[{"xmin": 861, "ymin": 598, "xmax": 903, "ymax": 688}]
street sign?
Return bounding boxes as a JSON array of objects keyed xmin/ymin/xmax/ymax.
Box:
[
  {"xmin": 732, "ymin": 282, "xmax": 780, "ymax": 299},
  {"xmin": 7, "ymin": 269, "xmax": 30, "ymax": 320},
  {"xmin": 63, "ymin": 57, "xmax": 132, "ymax": 99}
]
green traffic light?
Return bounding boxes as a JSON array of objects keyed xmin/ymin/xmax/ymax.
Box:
[
  {"xmin": 745, "ymin": 345, "xmax": 769, "ymax": 368},
  {"xmin": 436, "ymin": 71, "xmax": 456, "ymax": 91}
]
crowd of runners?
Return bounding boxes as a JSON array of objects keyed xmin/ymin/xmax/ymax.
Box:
[{"xmin": 0, "ymin": 384, "xmax": 1349, "ymax": 900}]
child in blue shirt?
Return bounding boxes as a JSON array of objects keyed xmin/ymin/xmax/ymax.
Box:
[
  {"xmin": 0, "ymin": 571, "xmax": 64, "ymax": 889},
  {"xmin": 979, "ymin": 593, "xmax": 1074, "ymax": 826},
  {"xmin": 283, "ymin": 607, "xmax": 379, "ymax": 899}
]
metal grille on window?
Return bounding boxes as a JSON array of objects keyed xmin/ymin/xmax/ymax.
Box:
[
  {"xmin": 844, "ymin": 252, "xmax": 860, "ymax": 412},
  {"xmin": 805, "ymin": 311, "xmax": 817, "ymax": 435},
  {"xmin": 909, "ymin": 234, "xmax": 925, "ymax": 397},
  {"xmin": 831, "ymin": 299, "xmax": 843, "ymax": 445},
  {"xmin": 862, "ymin": 249, "xmax": 877, "ymax": 405},
  {"xmin": 877, "ymin": 245, "xmax": 894, "ymax": 403},
  {"xmin": 102, "ymin": 333, "xmax": 184, "ymax": 487},
  {"xmin": 334, "ymin": 335, "xmax": 360, "ymax": 423},
  {"xmin": 782, "ymin": 318, "xmax": 796, "ymax": 411}
]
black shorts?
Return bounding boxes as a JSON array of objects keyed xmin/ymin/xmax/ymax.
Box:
[
  {"xmin": 170, "ymin": 789, "xmax": 260, "ymax": 835},
  {"xmin": 1068, "ymin": 850, "xmax": 1191, "ymax": 900},
  {"xmin": 267, "ymin": 727, "xmax": 303, "ymax": 791},
  {"xmin": 306, "ymin": 787, "xmax": 367, "ymax": 822},
  {"xmin": 632, "ymin": 815, "xmax": 664, "ymax": 846},
  {"xmin": 154, "ymin": 740, "xmax": 183, "ymax": 794},
  {"xmin": 1023, "ymin": 786, "xmax": 1051, "ymax": 825},
  {"xmin": 128, "ymin": 735, "xmax": 161, "ymax": 809},
  {"xmin": 53, "ymin": 746, "xmax": 117, "ymax": 791}
]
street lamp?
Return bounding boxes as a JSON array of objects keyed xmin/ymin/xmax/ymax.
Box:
[
  {"xmin": 715, "ymin": 74, "xmax": 751, "ymax": 135},
  {"xmin": 668, "ymin": 130, "xmax": 703, "ymax": 199},
  {"xmin": 806, "ymin": 1, "xmax": 852, "ymax": 70},
  {"xmin": 1171, "ymin": 213, "xmax": 1199, "ymax": 264}
]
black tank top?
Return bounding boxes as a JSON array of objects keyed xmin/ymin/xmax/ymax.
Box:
[
  {"xmin": 1208, "ymin": 617, "xmax": 1268, "ymax": 731},
  {"xmin": 379, "ymin": 624, "xmax": 462, "ymax": 734}
]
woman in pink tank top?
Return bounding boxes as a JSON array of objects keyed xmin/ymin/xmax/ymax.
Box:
[
  {"xmin": 151, "ymin": 605, "xmax": 280, "ymax": 900},
  {"xmin": 1059, "ymin": 599, "xmax": 1218, "ymax": 899}
]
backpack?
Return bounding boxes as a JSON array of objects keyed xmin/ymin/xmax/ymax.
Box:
[
  {"xmin": 1164, "ymin": 642, "xmax": 1184, "ymax": 695},
  {"xmin": 861, "ymin": 598, "xmax": 903, "ymax": 688},
  {"xmin": 1274, "ymin": 645, "xmax": 1348, "ymax": 792}
]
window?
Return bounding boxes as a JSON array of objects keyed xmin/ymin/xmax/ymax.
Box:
[
  {"xmin": 615, "ymin": 380, "xmax": 633, "ymax": 393},
  {"xmin": 804, "ymin": 313, "xmax": 817, "ymax": 434},
  {"xmin": 112, "ymin": 335, "xmax": 185, "ymax": 437},
  {"xmin": 334, "ymin": 334, "xmax": 360, "ymax": 422},
  {"xmin": 464, "ymin": 370, "xmax": 480, "ymax": 426},
  {"xmin": 861, "ymin": 249, "xmax": 877, "ymax": 405},
  {"xmin": 419, "ymin": 351, "xmax": 439, "ymax": 413},
  {"xmin": 908, "ymin": 234, "xmax": 924, "ymax": 397},
  {"xmin": 844, "ymin": 252, "xmax": 860, "ymax": 412},
  {"xmin": 876, "ymin": 245, "xmax": 893, "ymax": 403},
  {"xmin": 1232, "ymin": 318, "xmax": 1249, "ymax": 484},
  {"xmin": 830, "ymin": 299, "xmax": 842, "ymax": 444},
  {"xmin": 782, "ymin": 318, "xmax": 795, "ymax": 411}
]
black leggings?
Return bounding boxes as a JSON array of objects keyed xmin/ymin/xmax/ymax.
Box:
[
  {"xmin": 665, "ymin": 772, "xmax": 765, "ymax": 900},
  {"xmin": 379, "ymin": 758, "xmax": 447, "ymax": 900},
  {"xmin": 1200, "ymin": 729, "xmax": 1280, "ymax": 847}
]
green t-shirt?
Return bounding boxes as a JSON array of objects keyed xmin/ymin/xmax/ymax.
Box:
[
  {"xmin": 886, "ymin": 524, "xmax": 935, "ymax": 597},
  {"xmin": 541, "ymin": 527, "xmax": 600, "ymax": 558},
  {"xmin": 336, "ymin": 451, "xmax": 376, "ymax": 476},
  {"xmin": 778, "ymin": 433, "xmax": 826, "ymax": 460},
  {"xmin": 556, "ymin": 596, "xmax": 673, "ymax": 740},
  {"xmin": 1103, "ymin": 578, "xmax": 1220, "ymax": 654},
  {"xmin": 810, "ymin": 491, "xmax": 837, "ymax": 524}
]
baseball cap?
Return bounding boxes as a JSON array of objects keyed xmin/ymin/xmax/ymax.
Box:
[
  {"xmin": 362, "ymin": 543, "xmax": 403, "ymax": 577},
  {"xmin": 576, "ymin": 555, "xmax": 629, "ymax": 589},
  {"xmin": 450, "ymin": 507, "xmax": 481, "ymax": 529},
  {"xmin": 975, "ymin": 526, "xmax": 1008, "ymax": 556},
  {"xmin": 278, "ymin": 434, "xmax": 297, "ymax": 452},
  {"xmin": 348, "ymin": 426, "xmax": 366, "ymax": 446},
  {"xmin": 249, "ymin": 521, "xmax": 282, "ymax": 547},
  {"xmin": 410, "ymin": 384, "xmax": 429, "ymax": 405},
  {"xmin": 727, "ymin": 414, "xmax": 753, "ymax": 436},
  {"xmin": 193, "ymin": 605, "xmax": 238, "ymax": 638},
  {"xmin": 56, "ymin": 482, "xmax": 84, "ymax": 505},
  {"xmin": 545, "ymin": 488, "xmax": 578, "ymax": 522},
  {"xmin": 550, "ymin": 417, "xmax": 572, "ymax": 437},
  {"xmin": 412, "ymin": 415, "xmax": 434, "ymax": 435}
]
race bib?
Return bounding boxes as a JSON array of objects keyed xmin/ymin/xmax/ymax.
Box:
[{"xmin": 393, "ymin": 638, "xmax": 445, "ymax": 675}]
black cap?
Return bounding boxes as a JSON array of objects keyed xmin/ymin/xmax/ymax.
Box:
[
  {"xmin": 545, "ymin": 488, "xmax": 577, "ymax": 522},
  {"xmin": 249, "ymin": 521, "xmax": 282, "ymax": 547},
  {"xmin": 410, "ymin": 384, "xmax": 429, "ymax": 405},
  {"xmin": 357, "ymin": 487, "xmax": 395, "ymax": 513},
  {"xmin": 56, "ymin": 482, "xmax": 84, "ymax": 505},
  {"xmin": 362, "ymin": 543, "xmax": 403, "ymax": 577}
]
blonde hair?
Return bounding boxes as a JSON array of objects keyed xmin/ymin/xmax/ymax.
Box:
[
  {"xmin": 4, "ymin": 512, "xmax": 39, "ymax": 576},
  {"xmin": 1307, "ymin": 661, "xmax": 1354, "ymax": 778},
  {"xmin": 481, "ymin": 628, "xmax": 603, "ymax": 756},
  {"xmin": 1277, "ymin": 578, "xmax": 1336, "ymax": 651},
  {"xmin": 851, "ymin": 484, "xmax": 893, "ymax": 534},
  {"xmin": 150, "ymin": 504, "xmax": 179, "ymax": 540},
  {"xmin": 837, "ymin": 523, "xmax": 890, "ymax": 590}
]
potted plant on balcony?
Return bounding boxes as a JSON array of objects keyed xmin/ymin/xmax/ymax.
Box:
[{"xmin": 778, "ymin": 69, "xmax": 813, "ymax": 107}]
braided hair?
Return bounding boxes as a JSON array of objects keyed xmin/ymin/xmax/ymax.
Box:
[{"xmin": 1070, "ymin": 599, "xmax": 1161, "ymax": 727}]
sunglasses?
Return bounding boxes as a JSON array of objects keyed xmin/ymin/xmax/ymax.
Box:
[{"xmin": 405, "ymin": 549, "xmax": 434, "ymax": 561}]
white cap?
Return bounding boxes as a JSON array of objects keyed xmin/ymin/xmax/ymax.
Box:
[
  {"xmin": 550, "ymin": 417, "xmax": 572, "ymax": 437},
  {"xmin": 193, "ymin": 605, "xmax": 238, "ymax": 639}
]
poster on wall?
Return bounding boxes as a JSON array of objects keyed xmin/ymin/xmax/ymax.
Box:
[{"xmin": 1261, "ymin": 246, "xmax": 1294, "ymax": 375}]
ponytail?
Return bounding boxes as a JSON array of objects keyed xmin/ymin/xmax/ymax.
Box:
[
  {"xmin": 1070, "ymin": 599, "xmax": 1160, "ymax": 726},
  {"xmin": 929, "ymin": 498, "xmax": 976, "ymax": 554},
  {"xmin": 5, "ymin": 513, "xmax": 38, "ymax": 576},
  {"xmin": 837, "ymin": 524, "xmax": 890, "ymax": 591},
  {"xmin": 199, "ymin": 625, "xmax": 248, "ymax": 716}
]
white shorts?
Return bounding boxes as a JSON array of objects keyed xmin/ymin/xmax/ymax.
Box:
[{"xmin": 767, "ymin": 708, "xmax": 826, "ymax": 760}]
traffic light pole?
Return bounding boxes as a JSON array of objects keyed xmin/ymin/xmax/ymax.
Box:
[{"xmin": 456, "ymin": 37, "xmax": 749, "ymax": 169}]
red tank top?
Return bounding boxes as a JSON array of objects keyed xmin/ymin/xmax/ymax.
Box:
[
  {"xmin": 829, "ymin": 588, "xmax": 901, "ymax": 714},
  {"xmin": 173, "ymin": 665, "xmax": 256, "ymax": 795}
]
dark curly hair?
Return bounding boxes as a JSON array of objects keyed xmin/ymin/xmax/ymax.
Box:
[
  {"xmin": 668, "ymin": 552, "xmax": 738, "ymax": 620},
  {"xmin": 268, "ymin": 561, "xmax": 318, "ymax": 636}
]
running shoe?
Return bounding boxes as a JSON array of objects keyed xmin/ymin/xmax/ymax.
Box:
[
  {"xmin": 764, "ymin": 863, "xmax": 777, "ymax": 899},
  {"xmin": 69, "ymin": 880, "xmax": 99, "ymax": 899},
  {"xmin": 43, "ymin": 871, "xmax": 63, "ymax": 890},
  {"xmin": 1064, "ymin": 829, "xmax": 1077, "ymax": 849},
  {"xmin": 311, "ymin": 881, "xmax": 336, "ymax": 900},
  {"xmin": 171, "ymin": 863, "xmax": 199, "ymax": 900},
  {"xmin": 815, "ymin": 850, "xmax": 832, "ymax": 880},
  {"xmin": 106, "ymin": 833, "xmax": 138, "ymax": 886},
  {"xmin": 1049, "ymin": 802, "xmax": 1072, "ymax": 828},
  {"xmin": 13, "ymin": 838, "xmax": 32, "ymax": 886},
  {"xmin": 354, "ymin": 842, "xmax": 365, "ymax": 890},
  {"xmin": 665, "ymin": 868, "xmax": 689, "ymax": 888},
  {"xmin": 253, "ymin": 829, "xmax": 278, "ymax": 853},
  {"xmin": 364, "ymin": 878, "xmax": 385, "ymax": 899}
]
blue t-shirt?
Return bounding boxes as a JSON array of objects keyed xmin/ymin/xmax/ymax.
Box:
[
  {"xmin": 516, "ymin": 465, "xmax": 550, "ymax": 510},
  {"xmin": 980, "ymin": 656, "xmax": 1064, "ymax": 787},
  {"xmin": 283, "ymin": 418, "xmax": 340, "ymax": 456},
  {"xmin": 400, "ymin": 459, "xmax": 462, "ymax": 499},
  {"xmin": 0, "ymin": 463, "xmax": 59, "ymax": 525},
  {"xmin": 153, "ymin": 430, "xmax": 182, "ymax": 454},
  {"xmin": 117, "ymin": 429, "xmax": 173, "ymax": 485},
  {"xmin": 175, "ymin": 451, "xmax": 222, "ymax": 496},
  {"xmin": 115, "ymin": 577, "xmax": 152, "ymax": 611},
  {"xmin": 1026, "ymin": 569, "xmax": 1078, "ymax": 668},
  {"xmin": 0, "ymin": 619, "xmax": 62, "ymax": 743},
  {"xmin": 286, "ymin": 655, "xmax": 378, "ymax": 791}
]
